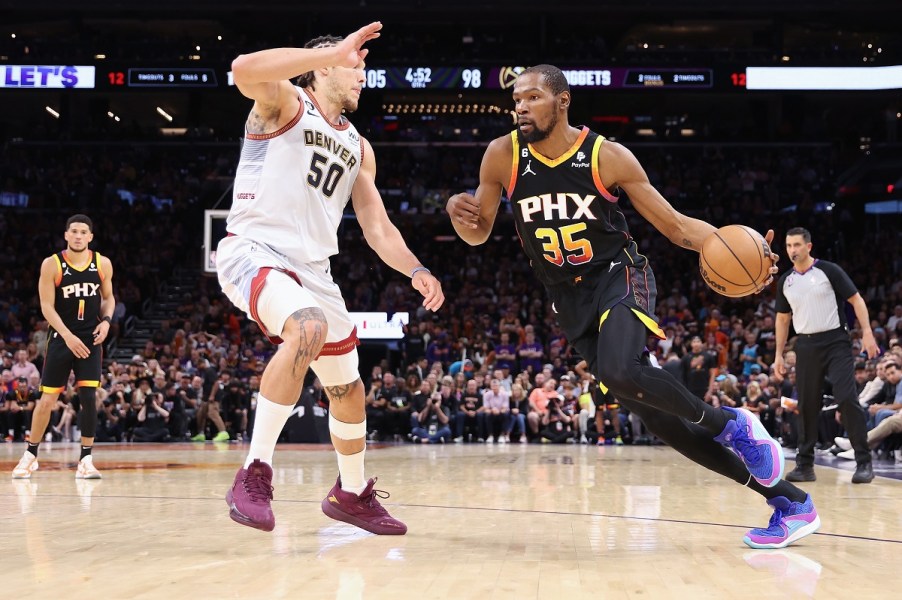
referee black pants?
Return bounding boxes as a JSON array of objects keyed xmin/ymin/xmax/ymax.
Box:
[{"xmin": 794, "ymin": 328, "xmax": 871, "ymax": 466}]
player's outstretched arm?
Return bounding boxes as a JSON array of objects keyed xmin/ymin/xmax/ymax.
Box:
[
  {"xmin": 606, "ymin": 142, "xmax": 779, "ymax": 288},
  {"xmin": 231, "ymin": 22, "xmax": 382, "ymax": 108},
  {"xmin": 447, "ymin": 136, "xmax": 510, "ymax": 245},
  {"xmin": 352, "ymin": 138, "xmax": 444, "ymax": 312},
  {"xmin": 600, "ymin": 141, "xmax": 715, "ymax": 251}
]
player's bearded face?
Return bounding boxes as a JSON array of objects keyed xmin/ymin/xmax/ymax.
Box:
[
  {"xmin": 521, "ymin": 110, "xmax": 558, "ymax": 144},
  {"xmin": 326, "ymin": 68, "xmax": 361, "ymax": 113}
]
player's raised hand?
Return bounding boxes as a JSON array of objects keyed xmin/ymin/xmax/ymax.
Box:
[
  {"xmin": 756, "ymin": 228, "xmax": 780, "ymax": 292},
  {"xmin": 412, "ymin": 271, "xmax": 444, "ymax": 312},
  {"xmin": 336, "ymin": 22, "xmax": 382, "ymax": 67},
  {"xmin": 447, "ymin": 192, "xmax": 481, "ymax": 229}
]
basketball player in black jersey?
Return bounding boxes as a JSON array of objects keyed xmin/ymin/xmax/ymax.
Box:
[
  {"xmin": 447, "ymin": 65, "xmax": 820, "ymax": 549},
  {"xmin": 12, "ymin": 214, "xmax": 115, "ymax": 480}
]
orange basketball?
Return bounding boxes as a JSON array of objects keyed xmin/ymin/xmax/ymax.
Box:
[{"xmin": 699, "ymin": 225, "xmax": 772, "ymax": 298}]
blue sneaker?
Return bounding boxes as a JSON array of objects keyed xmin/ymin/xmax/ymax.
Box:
[
  {"xmin": 714, "ymin": 407, "xmax": 785, "ymax": 487},
  {"xmin": 744, "ymin": 494, "xmax": 821, "ymax": 549}
]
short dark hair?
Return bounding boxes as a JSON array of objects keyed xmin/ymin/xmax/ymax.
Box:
[
  {"xmin": 786, "ymin": 227, "xmax": 811, "ymax": 243},
  {"xmin": 295, "ymin": 35, "xmax": 344, "ymax": 90},
  {"xmin": 521, "ymin": 64, "xmax": 570, "ymax": 96},
  {"xmin": 66, "ymin": 214, "xmax": 93, "ymax": 232}
]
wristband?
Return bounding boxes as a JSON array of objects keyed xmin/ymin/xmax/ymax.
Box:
[
  {"xmin": 101, "ymin": 316, "xmax": 112, "ymax": 324},
  {"xmin": 411, "ymin": 266, "xmax": 430, "ymax": 279}
]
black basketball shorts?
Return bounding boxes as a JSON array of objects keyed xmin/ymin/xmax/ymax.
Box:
[{"xmin": 40, "ymin": 331, "xmax": 102, "ymax": 393}]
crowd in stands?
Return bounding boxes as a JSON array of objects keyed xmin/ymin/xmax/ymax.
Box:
[{"xmin": 1, "ymin": 132, "xmax": 900, "ymax": 460}]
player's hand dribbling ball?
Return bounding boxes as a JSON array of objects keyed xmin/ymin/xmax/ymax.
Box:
[{"xmin": 699, "ymin": 225, "xmax": 773, "ymax": 297}]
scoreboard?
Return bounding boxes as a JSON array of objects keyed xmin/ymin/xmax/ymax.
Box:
[
  {"xmin": 115, "ymin": 68, "xmax": 218, "ymax": 88},
  {"xmin": 362, "ymin": 66, "xmax": 714, "ymax": 90},
  {"xmin": 4, "ymin": 63, "xmax": 899, "ymax": 92}
]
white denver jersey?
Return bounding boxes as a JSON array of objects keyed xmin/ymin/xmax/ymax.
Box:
[{"xmin": 227, "ymin": 87, "xmax": 363, "ymax": 263}]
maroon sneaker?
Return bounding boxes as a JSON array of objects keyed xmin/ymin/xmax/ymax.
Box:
[
  {"xmin": 225, "ymin": 459, "xmax": 275, "ymax": 532},
  {"xmin": 321, "ymin": 476, "xmax": 407, "ymax": 535}
]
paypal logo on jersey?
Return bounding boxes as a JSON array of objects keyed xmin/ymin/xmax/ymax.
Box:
[
  {"xmin": 571, "ymin": 151, "xmax": 590, "ymax": 168},
  {"xmin": 0, "ymin": 65, "xmax": 96, "ymax": 89}
]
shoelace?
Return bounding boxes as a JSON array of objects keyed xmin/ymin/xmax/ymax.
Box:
[
  {"xmin": 730, "ymin": 422, "xmax": 762, "ymax": 465},
  {"xmin": 359, "ymin": 487, "xmax": 391, "ymax": 515},
  {"xmin": 244, "ymin": 471, "xmax": 274, "ymax": 503},
  {"xmin": 767, "ymin": 507, "xmax": 785, "ymax": 530}
]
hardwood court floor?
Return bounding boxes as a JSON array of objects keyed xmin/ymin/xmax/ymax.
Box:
[{"xmin": 1, "ymin": 440, "xmax": 901, "ymax": 600}]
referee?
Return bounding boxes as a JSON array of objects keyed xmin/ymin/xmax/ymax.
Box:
[{"xmin": 774, "ymin": 227, "xmax": 878, "ymax": 484}]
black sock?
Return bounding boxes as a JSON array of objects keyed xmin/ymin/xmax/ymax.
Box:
[
  {"xmin": 80, "ymin": 445, "xmax": 93, "ymax": 460},
  {"xmin": 27, "ymin": 442, "xmax": 40, "ymax": 458},
  {"xmin": 748, "ymin": 478, "xmax": 808, "ymax": 504}
]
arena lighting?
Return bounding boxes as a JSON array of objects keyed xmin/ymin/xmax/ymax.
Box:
[
  {"xmin": 382, "ymin": 102, "xmax": 503, "ymax": 115},
  {"xmin": 45, "ymin": 106, "xmax": 59, "ymax": 118},
  {"xmin": 156, "ymin": 106, "xmax": 173, "ymax": 122},
  {"xmin": 746, "ymin": 65, "xmax": 902, "ymax": 90},
  {"xmin": 94, "ymin": 54, "xmax": 106, "ymax": 60}
]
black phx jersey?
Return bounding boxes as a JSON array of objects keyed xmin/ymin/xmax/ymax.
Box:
[
  {"xmin": 52, "ymin": 250, "xmax": 105, "ymax": 337},
  {"xmin": 508, "ymin": 126, "xmax": 643, "ymax": 286}
]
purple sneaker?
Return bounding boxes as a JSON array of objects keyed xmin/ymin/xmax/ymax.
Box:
[
  {"xmin": 715, "ymin": 407, "xmax": 785, "ymax": 487},
  {"xmin": 321, "ymin": 476, "xmax": 407, "ymax": 535},
  {"xmin": 225, "ymin": 459, "xmax": 275, "ymax": 532},
  {"xmin": 744, "ymin": 494, "xmax": 821, "ymax": 549}
]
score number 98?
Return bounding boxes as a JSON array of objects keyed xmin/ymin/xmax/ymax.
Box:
[{"xmin": 461, "ymin": 68, "xmax": 481, "ymax": 88}]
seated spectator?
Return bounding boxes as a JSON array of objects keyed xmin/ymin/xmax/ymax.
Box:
[
  {"xmin": 834, "ymin": 410, "xmax": 902, "ymax": 460},
  {"xmin": 504, "ymin": 383, "xmax": 529, "ymax": 443},
  {"xmin": 95, "ymin": 394, "xmax": 124, "ymax": 442},
  {"xmin": 457, "ymin": 379, "xmax": 484, "ymax": 442},
  {"xmin": 3, "ymin": 375, "xmax": 36, "ymax": 441},
  {"xmin": 191, "ymin": 372, "xmax": 230, "ymax": 443},
  {"xmin": 540, "ymin": 395, "xmax": 573, "ymax": 443},
  {"xmin": 364, "ymin": 375, "xmax": 388, "ymax": 441},
  {"xmin": 481, "ymin": 378, "xmax": 510, "ymax": 443},
  {"xmin": 133, "ymin": 392, "xmax": 171, "ymax": 442},
  {"xmin": 410, "ymin": 392, "xmax": 452, "ymax": 444},
  {"xmin": 384, "ymin": 373, "xmax": 413, "ymax": 442},
  {"xmin": 526, "ymin": 375, "xmax": 557, "ymax": 440}
]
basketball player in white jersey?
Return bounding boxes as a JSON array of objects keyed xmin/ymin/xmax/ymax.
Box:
[{"xmin": 217, "ymin": 21, "xmax": 443, "ymax": 534}]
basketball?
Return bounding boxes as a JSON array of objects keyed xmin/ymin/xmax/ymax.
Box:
[{"xmin": 699, "ymin": 225, "xmax": 772, "ymax": 298}]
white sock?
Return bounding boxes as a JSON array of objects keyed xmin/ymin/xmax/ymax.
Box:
[
  {"xmin": 337, "ymin": 448, "xmax": 366, "ymax": 495},
  {"xmin": 243, "ymin": 394, "xmax": 293, "ymax": 469}
]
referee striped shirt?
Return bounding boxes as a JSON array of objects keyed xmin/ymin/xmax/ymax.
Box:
[{"xmin": 775, "ymin": 259, "xmax": 858, "ymax": 334}]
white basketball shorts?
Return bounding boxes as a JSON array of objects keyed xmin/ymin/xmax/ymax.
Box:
[{"xmin": 215, "ymin": 234, "xmax": 359, "ymax": 386}]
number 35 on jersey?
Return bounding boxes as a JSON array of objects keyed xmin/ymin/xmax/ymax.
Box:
[{"xmin": 518, "ymin": 192, "xmax": 598, "ymax": 266}]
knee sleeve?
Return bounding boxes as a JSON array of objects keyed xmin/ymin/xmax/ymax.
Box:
[{"xmin": 77, "ymin": 387, "xmax": 98, "ymax": 438}]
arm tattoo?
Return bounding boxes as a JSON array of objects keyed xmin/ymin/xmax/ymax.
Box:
[
  {"xmin": 289, "ymin": 307, "xmax": 327, "ymax": 378},
  {"xmin": 325, "ymin": 379, "xmax": 361, "ymax": 404},
  {"xmin": 682, "ymin": 238, "xmax": 693, "ymax": 248}
]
